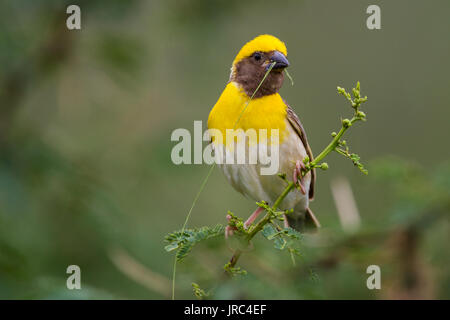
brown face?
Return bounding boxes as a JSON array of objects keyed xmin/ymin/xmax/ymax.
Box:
[{"xmin": 231, "ymin": 50, "xmax": 289, "ymax": 98}]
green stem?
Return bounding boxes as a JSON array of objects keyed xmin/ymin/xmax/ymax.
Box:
[
  {"xmin": 227, "ymin": 116, "xmax": 361, "ymax": 270},
  {"xmin": 227, "ymin": 183, "xmax": 295, "ymax": 269},
  {"xmin": 311, "ymin": 126, "xmax": 346, "ymax": 167},
  {"xmin": 310, "ymin": 116, "xmax": 358, "ymax": 167}
]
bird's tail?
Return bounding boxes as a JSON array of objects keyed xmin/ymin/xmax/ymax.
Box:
[{"xmin": 286, "ymin": 207, "xmax": 321, "ymax": 232}]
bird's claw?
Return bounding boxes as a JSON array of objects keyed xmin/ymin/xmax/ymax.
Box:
[
  {"xmin": 226, "ymin": 206, "xmax": 265, "ymax": 239},
  {"xmin": 293, "ymin": 160, "xmax": 306, "ymax": 195},
  {"xmin": 283, "ymin": 213, "xmax": 290, "ymax": 229}
]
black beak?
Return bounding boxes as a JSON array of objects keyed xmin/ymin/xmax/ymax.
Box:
[{"xmin": 268, "ymin": 51, "xmax": 289, "ymax": 70}]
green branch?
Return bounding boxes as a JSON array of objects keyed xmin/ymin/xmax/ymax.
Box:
[{"xmin": 225, "ymin": 82, "xmax": 368, "ymax": 272}]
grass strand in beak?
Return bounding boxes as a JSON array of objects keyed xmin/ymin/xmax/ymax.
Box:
[
  {"xmin": 232, "ymin": 61, "xmax": 276, "ymax": 128},
  {"xmin": 285, "ymin": 69, "xmax": 294, "ymax": 86}
]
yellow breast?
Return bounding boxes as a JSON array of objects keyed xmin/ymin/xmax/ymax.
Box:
[{"xmin": 208, "ymin": 82, "xmax": 287, "ymax": 147}]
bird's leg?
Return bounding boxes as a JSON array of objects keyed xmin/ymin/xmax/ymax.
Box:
[
  {"xmin": 226, "ymin": 207, "xmax": 265, "ymax": 239},
  {"xmin": 283, "ymin": 214, "xmax": 290, "ymax": 229},
  {"xmin": 293, "ymin": 160, "xmax": 306, "ymax": 195},
  {"xmin": 244, "ymin": 207, "xmax": 265, "ymax": 229}
]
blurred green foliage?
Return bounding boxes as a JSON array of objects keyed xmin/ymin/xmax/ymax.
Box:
[{"xmin": 0, "ymin": 0, "xmax": 449, "ymax": 299}]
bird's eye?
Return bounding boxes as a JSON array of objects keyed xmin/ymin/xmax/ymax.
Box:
[{"xmin": 253, "ymin": 52, "xmax": 262, "ymax": 61}]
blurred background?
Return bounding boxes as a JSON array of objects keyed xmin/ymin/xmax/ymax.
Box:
[{"xmin": 0, "ymin": 0, "xmax": 449, "ymax": 299}]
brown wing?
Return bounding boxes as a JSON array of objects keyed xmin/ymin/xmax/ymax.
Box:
[{"xmin": 285, "ymin": 103, "xmax": 316, "ymax": 200}]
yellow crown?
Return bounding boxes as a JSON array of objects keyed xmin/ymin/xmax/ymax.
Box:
[{"xmin": 232, "ymin": 34, "xmax": 287, "ymax": 66}]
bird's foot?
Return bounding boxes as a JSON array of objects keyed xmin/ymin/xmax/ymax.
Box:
[
  {"xmin": 244, "ymin": 207, "xmax": 264, "ymax": 229},
  {"xmin": 283, "ymin": 213, "xmax": 290, "ymax": 229},
  {"xmin": 293, "ymin": 159, "xmax": 306, "ymax": 195},
  {"xmin": 225, "ymin": 207, "xmax": 265, "ymax": 239}
]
